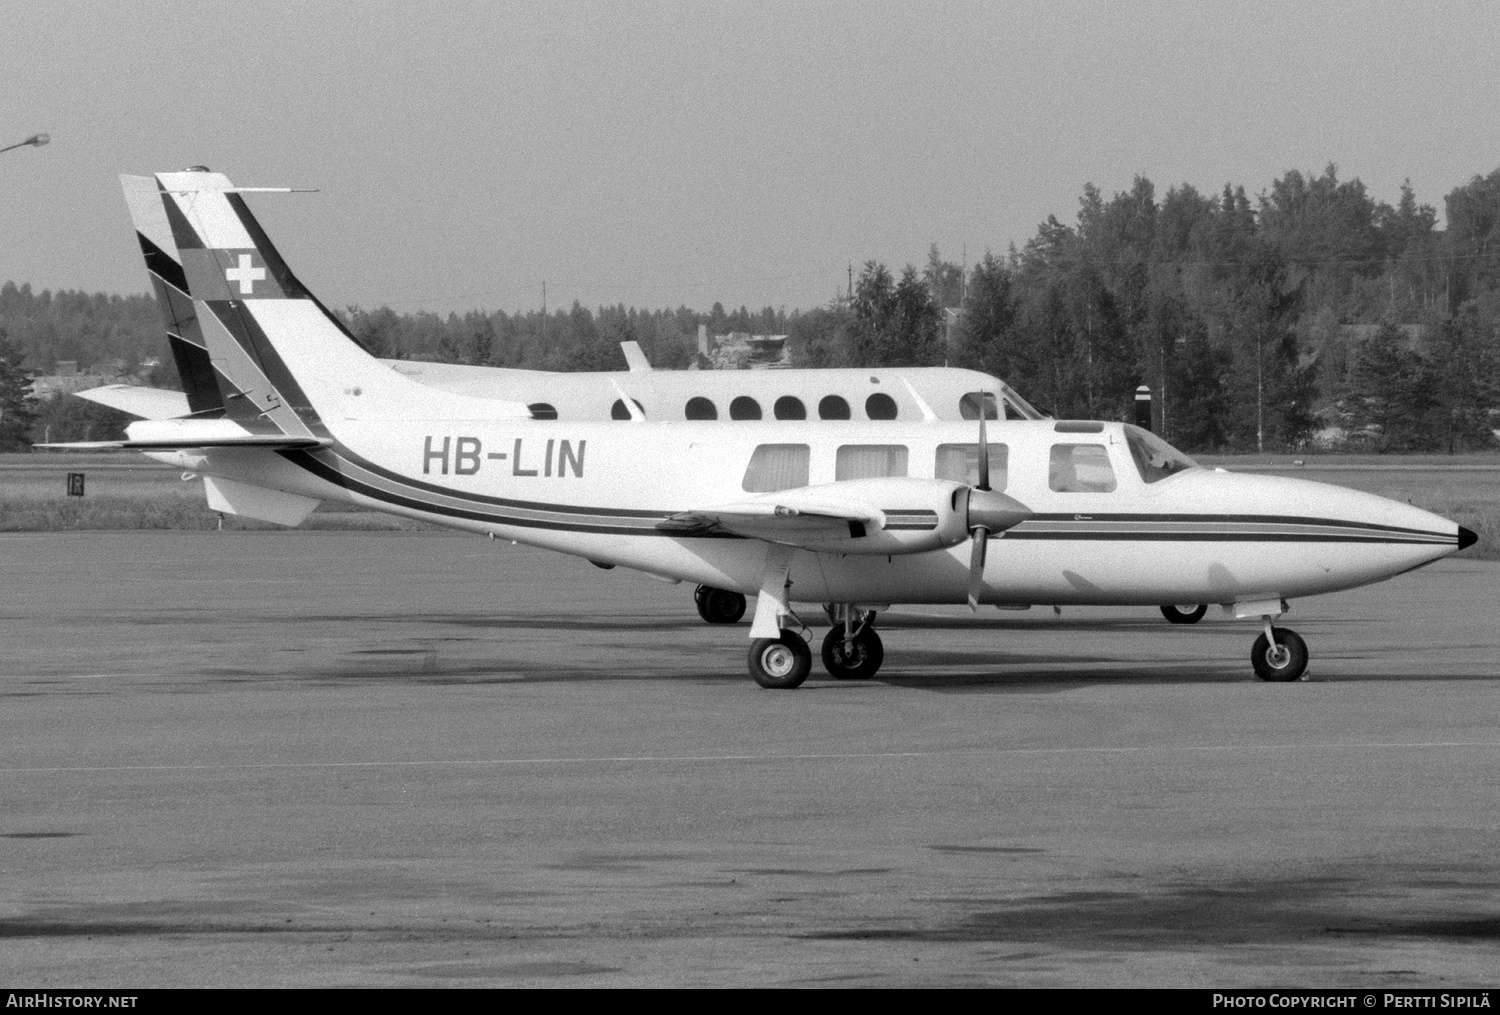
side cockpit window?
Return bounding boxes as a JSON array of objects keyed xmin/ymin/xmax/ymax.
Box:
[
  {"xmin": 742, "ymin": 444, "xmax": 810, "ymax": 492},
  {"xmin": 1049, "ymin": 444, "xmax": 1116, "ymax": 493},
  {"xmin": 1123, "ymin": 425, "xmax": 1198, "ymax": 484}
]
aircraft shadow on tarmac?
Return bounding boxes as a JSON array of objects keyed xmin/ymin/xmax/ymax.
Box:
[
  {"xmin": 111, "ymin": 607, "xmax": 1488, "ymax": 690},
  {"xmin": 795, "ymin": 862, "xmax": 1500, "ymax": 952},
  {"xmin": 5, "ymin": 863, "xmax": 1497, "ymax": 961}
]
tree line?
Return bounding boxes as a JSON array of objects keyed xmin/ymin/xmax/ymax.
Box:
[{"xmin": 3, "ymin": 164, "xmax": 1500, "ymax": 452}]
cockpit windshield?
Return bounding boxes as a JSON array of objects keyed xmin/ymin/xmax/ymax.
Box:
[{"xmin": 1123, "ymin": 425, "xmax": 1199, "ymax": 484}]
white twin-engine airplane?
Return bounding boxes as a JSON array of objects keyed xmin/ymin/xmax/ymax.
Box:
[
  {"xmin": 95, "ymin": 169, "xmax": 1046, "ymax": 628},
  {"xmin": 48, "ymin": 169, "xmax": 1477, "ymax": 689}
]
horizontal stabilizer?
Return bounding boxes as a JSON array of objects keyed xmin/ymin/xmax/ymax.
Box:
[
  {"xmin": 36, "ymin": 435, "xmax": 329, "ymax": 451},
  {"xmin": 36, "ymin": 417, "xmax": 329, "ymax": 452},
  {"xmin": 73, "ymin": 385, "xmax": 192, "ymax": 420}
]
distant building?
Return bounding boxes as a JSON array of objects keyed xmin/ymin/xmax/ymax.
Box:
[
  {"xmin": 691, "ymin": 324, "xmax": 791, "ymax": 370},
  {"xmin": 29, "ymin": 358, "xmax": 160, "ymax": 401}
]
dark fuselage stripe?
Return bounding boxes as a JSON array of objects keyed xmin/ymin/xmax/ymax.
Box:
[
  {"xmin": 281, "ymin": 449, "xmax": 719, "ymax": 535},
  {"xmin": 1003, "ymin": 531, "xmax": 1453, "ymax": 545}
]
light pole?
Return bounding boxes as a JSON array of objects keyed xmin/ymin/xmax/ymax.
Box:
[{"xmin": 0, "ymin": 133, "xmax": 50, "ymax": 155}]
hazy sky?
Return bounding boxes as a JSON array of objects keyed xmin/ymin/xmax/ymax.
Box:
[{"xmin": 5, "ymin": 1, "xmax": 1500, "ymax": 316}]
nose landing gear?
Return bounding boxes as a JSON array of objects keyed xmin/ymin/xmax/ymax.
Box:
[{"xmin": 1251, "ymin": 617, "xmax": 1309, "ymax": 681}]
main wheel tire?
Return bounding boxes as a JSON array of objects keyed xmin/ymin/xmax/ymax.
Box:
[
  {"xmin": 748, "ymin": 632, "xmax": 812, "ymax": 689},
  {"xmin": 1161, "ymin": 604, "xmax": 1208, "ymax": 625},
  {"xmin": 695, "ymin": 586, "xmax": 746, "ymax": 624},
  {"xmin": 820, "ymin": 623, "xmax": 884, "ymax": 680},
  {"xmin": 1251, "ymin": 628, "xmax": 1309, "ymax": 682}
]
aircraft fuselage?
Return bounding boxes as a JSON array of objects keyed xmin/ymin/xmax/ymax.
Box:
[{"xmin": 159, "ymin": 418, "xmax": 1462, "ymax": 611}]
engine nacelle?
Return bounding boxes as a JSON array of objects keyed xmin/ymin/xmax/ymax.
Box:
[{"xmin": 736, "ymin": 477, "xmax": 973, "ymax": 556}]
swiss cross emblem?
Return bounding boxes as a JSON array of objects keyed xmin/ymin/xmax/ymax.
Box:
[{"xmin": 224, "ymin": 253, "xmax": 266, "ymax": 295}]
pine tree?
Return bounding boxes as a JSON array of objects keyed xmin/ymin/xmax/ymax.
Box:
[{"xmin": 0, "ymin": 328, "xmax": 37, "ymax": 451}]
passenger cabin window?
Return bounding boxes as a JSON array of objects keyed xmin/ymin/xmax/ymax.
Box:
[
  {"xmin": 818, "ymin": 395, "xmax": 851, "ymax": 420},
  {"xmin": 1124, "ymin": 424, "xmax": 1198, "ymax": 483},
  {"xmin": 836, "ymin": 445, "xmax": 909, "ymax": 480},
  {"xmin": 1049, "ymin": 444, "xmax": 1117, "ymax": 493},
  {"xmin": 742, "ymin": 444, "xmax": 810, "ymax": 492},
  {"xmin": 774, "ymin": 395, "xmax": 807, "ymax": 420},
  {"xmin": 684, "ymin": 396, "xmax": 717, "ymax": 420},
  {"xmin": 865, "ymin": 392, "xmax": 898, "ymax": 420},
  {"xmin": 958, "ymin": 392, "xmax": 1000, "ymax": 420},
  {"xmin": 611, "ymin": 398, "xmax": 645, "ymax": 420},
  {"xmin": 935, "ymin": 443, "xmax": 1008, "ymax": 489},
  {"xmin": 528, "ymin": 402, "xmax": 558, "ymax": 420},
  {"xmin": 729, "ymin": 396, "xmax": 763, "ymax": 420}
]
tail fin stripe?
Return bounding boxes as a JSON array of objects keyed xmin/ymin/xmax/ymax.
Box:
[
  {"xmin": 136, "ymin": 233, "xmax": 189, "ymax": 293},
  {"xmin": 201, "ymin": 300, "xmax": 321, "ymax": 433},
  {"xmin": 224, "ymin": 193, "xmax": 312, "ymax": 299}
]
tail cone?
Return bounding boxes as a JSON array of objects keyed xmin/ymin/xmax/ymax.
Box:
[{"xmin": 1458, "ymin": 526, "xmax": 1478, "ymax": 551}]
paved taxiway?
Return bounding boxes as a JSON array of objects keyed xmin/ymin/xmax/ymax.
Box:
[{"xmin": 2, "ymin": 531, "xmax": 1497, "ymax": 987}]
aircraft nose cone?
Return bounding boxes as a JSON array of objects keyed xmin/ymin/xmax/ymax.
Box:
[{"xmin": 1458, "ymin": 526, "xmax": 1478, "ymax": 551}]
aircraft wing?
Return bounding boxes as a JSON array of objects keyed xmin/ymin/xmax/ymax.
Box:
[{"xmin": 73, "ymin": 385, "xmax": 192, "ymax": 420}]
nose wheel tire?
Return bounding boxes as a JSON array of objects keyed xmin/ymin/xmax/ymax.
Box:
[
  {"xmin": 1161, "ymin": 604, "xmax": 1207, "ymax": 624},
  {"xmin": 695, "ymin": 585, "xmax": 747, "ymax": 624},
  {"xmin": 1251, "ymin": 628, "xmax": 1308, "ymax": 682},
  {"xmin": 749, "ymin": 632, "xmax": 812, "ymax": 689},
  {"xmin": 821, "ymin": 623, "xmax": 885, "ymax": 680}
]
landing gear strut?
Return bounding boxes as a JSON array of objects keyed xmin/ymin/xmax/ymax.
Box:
[
  {"xmin": 1251, "ymin": 617, "xmax": 1308, "ymax": 681},
  {"xmin": 695, "ymin": 585, "xmax": 746, "ymax": 624}
]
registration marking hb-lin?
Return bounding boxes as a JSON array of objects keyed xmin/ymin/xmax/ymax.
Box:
[{"xmin": 421, "ymin": 436, "xmax": 586, "ymax": 478}]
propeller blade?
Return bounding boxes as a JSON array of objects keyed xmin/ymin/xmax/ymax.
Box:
[
  {"xmin": 967, "ymin": 526, "xmax": 989, "ymax": 611},
  {"xmin": 976, "ymin": 408, "xmax": 990, "ymax": 491}
]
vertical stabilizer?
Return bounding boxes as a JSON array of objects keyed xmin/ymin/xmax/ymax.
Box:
[
  {"xmin": 154, "ymin": 170, "xmax": 530, "ymax": 429},
  {"xmin": 120, "ymin": 173, "xmax": 224, "ymax": 415}
]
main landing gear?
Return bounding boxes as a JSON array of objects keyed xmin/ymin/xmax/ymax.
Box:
[
  {"xmin": 694, "ymin": 584, "xmax": 746, "ymax": 624},
  {"xmin": 747, "ymin": 604, "xmax": 885, "ymax": 690},
  {"xmin": 748, "ymin": 631, "xmax": 812, "ymax": 689},
  {"xmin": 821, "ymin": 608, "xmax": 883, "ymax": 680},
  {"xmin": 1160, "ymin": 604, "xmax": 1207, "ymax": 625}
]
